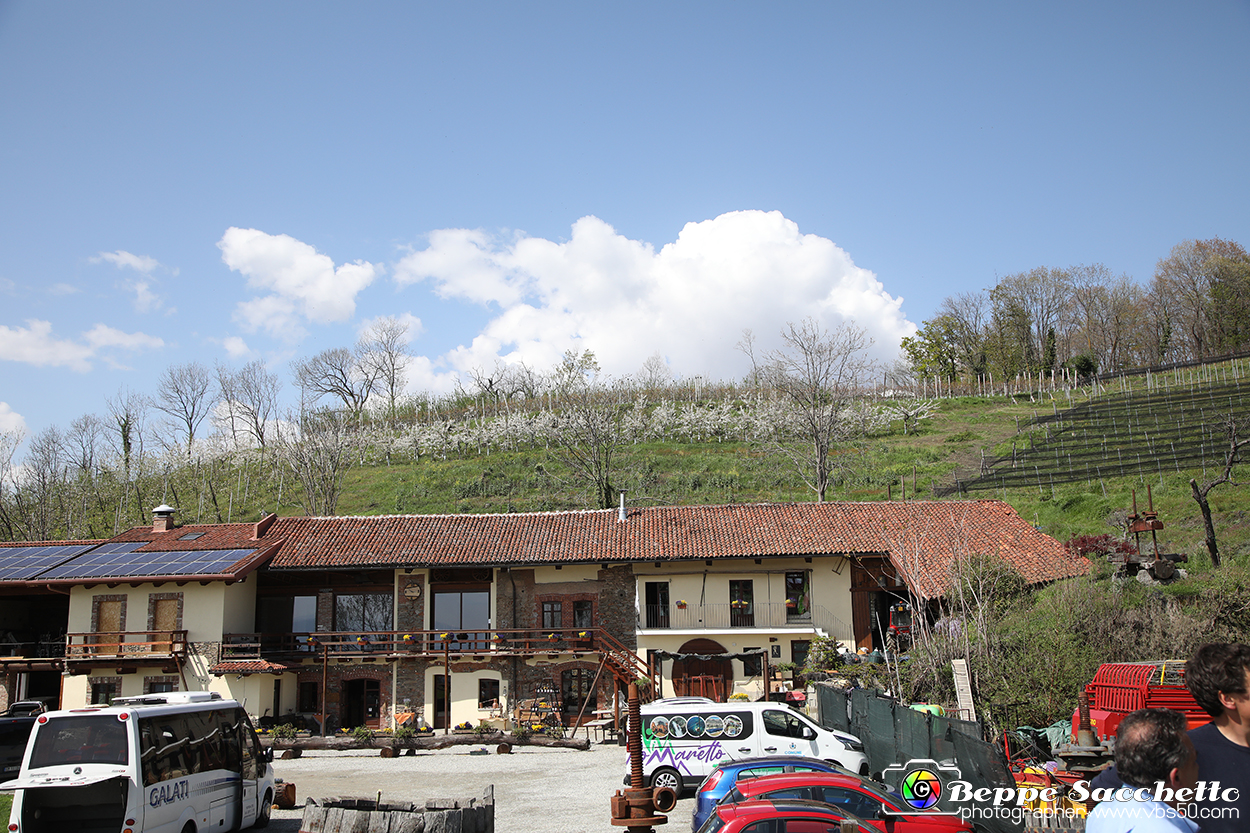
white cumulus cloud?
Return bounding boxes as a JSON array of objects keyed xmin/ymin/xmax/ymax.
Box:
[
  {"xmin": 220, "ymin": 336, "xmax": 252, "ymax": 359},
  {"xmin": 92, "ymin": 250, "xmax": 160, "ymax": 273},
  {"xmin": 394, "ymin": 210, "xmax": 915, "ymax": 381},
  {"xmin": 90, "ymin": 250, "xmax": 174, "ymax": 313},
  {"xmin": 0, "ymin": 320, "xmax": 164, "ymax": 372},
  {"xmin": 220, "ymin": 228, "xmax": 379, "ymax": 342},
  {"xmin": 0, "ymin": 403, "xmax": 26, "ymax": 435}
]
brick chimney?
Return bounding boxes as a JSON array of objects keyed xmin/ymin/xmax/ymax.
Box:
[{"xmin": 152, "ymin": 504, "xmax": 177, "ymax": 533}]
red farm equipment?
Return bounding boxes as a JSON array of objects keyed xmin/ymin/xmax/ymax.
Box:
[{"xmin": 1052, "ymin": 660, "xmax": 1209, "ymax": 777}]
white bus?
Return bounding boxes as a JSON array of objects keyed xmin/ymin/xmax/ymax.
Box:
[{"xmin": 2, "ymin": 691, "xmax": 275, "ymax": 833}]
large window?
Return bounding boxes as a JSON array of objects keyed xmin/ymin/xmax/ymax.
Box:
[
  {"xmin": 541, "ymin": 601, "xmax": 563, "ymax": 630},
  {"xmin": 785, "ymin": 571, "xmax": 811, "ymax": 620},
  {"xmin": 335, "ymin": 593, "xmax": 392, "ymax": 633},
  {"xmin": 729, "ymin": 580, "xmax": 754, "ymax": 627},
  {"xmin": 643, "ymin": 582, "xmax": 669, "ymax": 629},
  {"xmin": 478, "ymin": 678, "xmax": 500, "ymax": 710},
  {"xmin": 298, "ymin": 681, "xmax": 319, "ymax": 713},
  {"xmin": 573, "ymin": 600, "xmax": 594, "ymax": 628},
  {"xmin": 432, "ymin": 590, "xmax": 490, "ymax": 650},
  {"xmin": 90, "ymin": 681, "xmax": 118, "ymax": 705},
  {"xmin": 257, "ymin": 594, "xmax": 318, "ymax": 651}
]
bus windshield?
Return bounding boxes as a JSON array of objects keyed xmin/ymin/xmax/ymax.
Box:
[{"xmin": 29, "ymin": 715, "xmax": 129, "ymax": 768}]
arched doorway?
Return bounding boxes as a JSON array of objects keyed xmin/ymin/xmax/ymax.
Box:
[{"xmin": 671, "ymin": 638, "xmax": 733, "ymax": 701}]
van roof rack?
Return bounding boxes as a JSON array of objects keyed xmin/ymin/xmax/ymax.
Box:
[{"xmin": 113, "ymin": 691, "xmax": 223, "ymax": 706}]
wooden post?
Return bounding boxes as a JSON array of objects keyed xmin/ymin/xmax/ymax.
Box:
[{"xmin": 320, "ymin": 642, "xmax": 328, "ymax": 738}]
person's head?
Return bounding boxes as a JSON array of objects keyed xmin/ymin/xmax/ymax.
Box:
[
  {"xmin": 1185, "ymin": 642, "xmax": 1250, "ymax": 718},
  {"xmin": 1115, "ymin": 708, "xmax": 1198, "ymax": 797}
]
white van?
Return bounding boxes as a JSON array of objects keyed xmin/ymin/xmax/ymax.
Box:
[
  {"xmin": 2, "ymin": 691, "xmax": 275, "ymax": 833},
  {"xmin": 629, "ymin": 700, "xmax": 868, "ymax": 794}
]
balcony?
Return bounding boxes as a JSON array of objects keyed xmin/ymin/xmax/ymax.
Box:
[
  {"xmin": 219, "ymin": 627, "xmax": 656, "ymax": 693},
  {"xmin": 0, "ymin": 635, "xmax": 67, "ymax": 672},
  {"xmin": 641, "ymin": 602, "xmax": 853, "ymax": 641},
  {"xmin": 64, "ymin": 630, "xmax": 188, "ymax": 665}
]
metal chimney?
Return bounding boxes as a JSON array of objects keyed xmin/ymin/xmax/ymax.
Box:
[{"xmin": 618, "ymin": 491, "xmax": 627, "ymax": 522}]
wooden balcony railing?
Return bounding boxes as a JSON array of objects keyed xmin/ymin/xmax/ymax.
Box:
[
  {"xmin": 222, "ymin": 628, "xmax": 604, "ymax": 660},
  {"xmin": 220, "ymin": 627, "xmax": 658, "ymax": 692},
  {"xmin": 642, "ymin": 602, "xmax": 854, "ymax": 641},
  {"xmin": 65, "ymin": 630, "xmax": 188, "ymax": 661}
]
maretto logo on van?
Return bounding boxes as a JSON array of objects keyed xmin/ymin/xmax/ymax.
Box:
[{"xmin": 149, "ymin": 779, "xmax": 190, "ymax": 807}]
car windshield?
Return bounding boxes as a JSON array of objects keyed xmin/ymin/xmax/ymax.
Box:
[{"xmin": 29, "ymin": 715, "xmax": 129, "ymax": 768}]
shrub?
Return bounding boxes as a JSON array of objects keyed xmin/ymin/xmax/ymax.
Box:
[
  {"xmin": 394, "ymin": 725, "xmax": 415, "ymax": 740},
  {"xmin": 728, "ymin": 692, "xmax": 749, "ymax": 701},
  {"xmin": 271, "ymin": 723, "xmax": 298, "ymax": 740},
  {"xmin": 351, "ymin": 725, "xmax": 375, "ymax": 741}
]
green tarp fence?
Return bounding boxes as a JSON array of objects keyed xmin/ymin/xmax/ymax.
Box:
[{"xmin": 816, "ymin": 683, "xmax": 1024, "ymax": 833}]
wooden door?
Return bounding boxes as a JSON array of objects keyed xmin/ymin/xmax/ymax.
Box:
[
  {"xmin": 151, "ymin": 598, "xmax": 178, "ymax": 653},
  {"xmin": 96, "ymin": 600, "xmax": 122, "ymax": 655}
]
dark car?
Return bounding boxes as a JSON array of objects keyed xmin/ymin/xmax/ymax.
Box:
[
  {"xmin": 0, "ymin": 700, "xmax": 48, "ymax": 718},
  {"xmin": 0, "ymin": 715, "xmax": 38, "ymax": 779},
  {"xmin": 692, "ymin": 756, "xmax": 850, "ymax": 831},
  {"xmin": 720, "ymin": 772, "xmax": 974, "ymax": 833},
  {"xmin": 696, "ymin": 797, "xmax": 863, "ymax": 833}
]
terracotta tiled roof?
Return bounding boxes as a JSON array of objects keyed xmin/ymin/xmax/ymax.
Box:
[
  {"xmin": 209, "ymin": 659, "xmax": 298, "ymax": 676},
  {"xmin": 264, "ymin": 501, "xmax": 1089, "ymax": 599},
  {"xmin": 112, "ymin": 521, "xmax": 270, "ymax": 551}
]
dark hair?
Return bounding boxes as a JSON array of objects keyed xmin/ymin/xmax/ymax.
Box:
[
  {"xmin": 1115, "ymin": 708, "xmax": 1191, "ymax": 788},
  {"xmin": 1185, "ymin": 643, "xmax": 1250, "ymax": 718}
]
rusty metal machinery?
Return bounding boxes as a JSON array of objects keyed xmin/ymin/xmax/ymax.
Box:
[
  {"xmin": 1052, "ymin": 692, "xmax": 1115, "ymax": 777},
  {"xmin": 610, "ymin": 682, "xmax": 673, "ymax": 832},
  {"xmin": 1116, "ymin": 486, "xmax": 1187, "ymax": 580}
]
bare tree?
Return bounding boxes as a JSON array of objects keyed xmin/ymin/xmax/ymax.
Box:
[
  {"xmin": 217, "ymin": 360, "xmax": 282, "ymax": 449},
  {"xmin": 990, "ymin": 267, "xmax": 1073, "ymax": 371},
  {"xmin": 292, "ymin": 346, "xmax": 380, "ymax": 419},
  {"xmin": 358, "ymin": 316, "xmax": 412, "ymax": 423},
  {"xmin": 64, "ymin": 414, "xmax": 105, "ymax": 477},
  {"xmin": 548, "ymin": 381, "xmax": 632, "ymax": 509},
  {"xmin": 13, "ymin": 427, "xmax": 67, "ymax": 540},
  {"xmin": 636, "ymin": 351, "xmax": 673, "ymax": 390},
  {"xmin": 153, "ymin": 362, "xmax": 215, "ymax": 455},
  {"xmin": 275, "ymin": 410, "xmax": 358, "ymax": 516},
  {"xmin": 740, "ymin": 319, "xmax": 879, "ymax": 502},
  {"xmin": 1154, "ymin": 238, "xmax": 1250, "ymax": 360},
  {"xmin": 106, "ymin": 387, "xmax": 148, "ymax": 479},
  {"xmin": 1189, "ymin": 415, "xmax": 1250, "ymax": 568},
  {"xmin": 0, "ymin": 429, "xmax": 24, "ymax": 539}
]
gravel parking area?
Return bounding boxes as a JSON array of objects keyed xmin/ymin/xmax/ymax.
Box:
[{"xmin": 265, "ymin": 742, "xmax": 695, "ymax": 833}]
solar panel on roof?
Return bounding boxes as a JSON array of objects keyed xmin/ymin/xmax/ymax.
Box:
[
  {"xmin": 39, "ymin": 548, "xmax": 256, "ymax": 580},
  {"xmin": 0, "ymin": 543, "xmax": 99, "ymax": 581}
]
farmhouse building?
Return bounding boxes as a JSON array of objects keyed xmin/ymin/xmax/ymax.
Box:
[{"xmin": 0, "ymin": 500, "xmax": 1088, "ymax": 730}]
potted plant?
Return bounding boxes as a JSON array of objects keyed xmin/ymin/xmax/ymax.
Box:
[{"xmin": 675, "ymin": 600, "xmax": 688, "ymax": 609}]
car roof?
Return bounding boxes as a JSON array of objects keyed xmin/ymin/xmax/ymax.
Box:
[
  {"xmin": 720, "ymin": 798, "xmax": 859, "ymax": 821},
  {"xmin": 733, "ymin": 771, "xmax": 899, "ymax": 805},
  {"xmin": 715, "ymin": 755, "xmax": 836, "ymax": 771}
]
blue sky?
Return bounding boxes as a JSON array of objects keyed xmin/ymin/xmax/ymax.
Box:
[{"xmin": 2, "ymin": 2, "xmax": 1248, "ymax": 446}]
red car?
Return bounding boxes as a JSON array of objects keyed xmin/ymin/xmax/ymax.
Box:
[
  {"xmin": 696, "ymin": 798, "xmax": 865, "ymax": 833},
  {"xmin": 717, "ymin": 772, "xmax": 974, "ymax": 833}
]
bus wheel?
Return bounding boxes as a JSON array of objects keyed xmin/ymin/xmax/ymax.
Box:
[
  {"xmin": 183, "ymin": 823, "xmax": 198, "ymax": 833},
  {"xmin": 253, "ymin": 792, "xmax": 273, "ymax": 828},
  {"xmin": 649, "ymin": 766, "xmax": 682, "ymax": 798}
]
